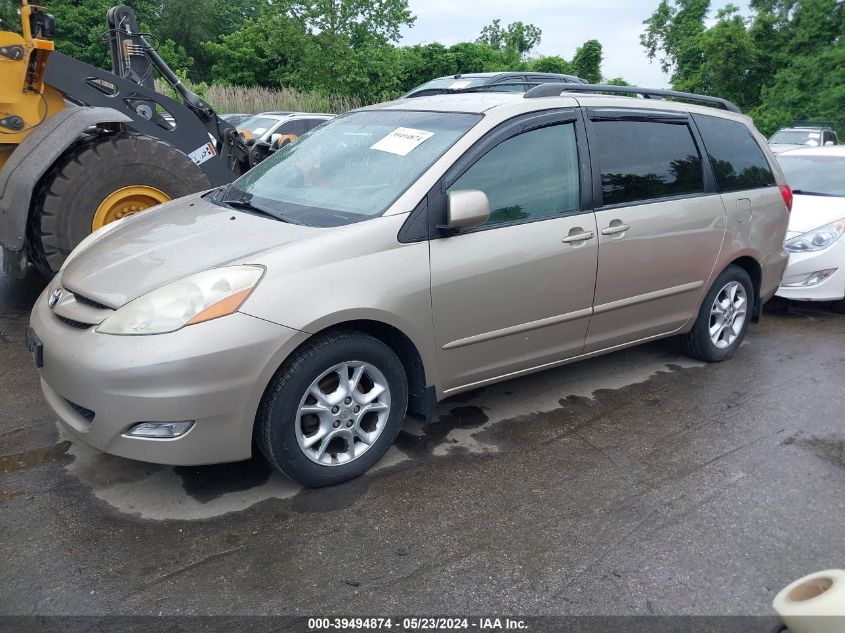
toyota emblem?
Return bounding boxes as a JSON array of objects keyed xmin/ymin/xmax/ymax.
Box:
[{"xmin": 48, "ymin": 288, "xmax": 62, "ymax": 309}]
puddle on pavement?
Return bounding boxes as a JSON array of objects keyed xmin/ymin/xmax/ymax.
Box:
[
  {"xmin": 59, "ymin": 341, "xmax": 704, "ymax": 521},
  {"xmin": 0, "ymin": 440, "xmax": 71, "ymax": 474}
]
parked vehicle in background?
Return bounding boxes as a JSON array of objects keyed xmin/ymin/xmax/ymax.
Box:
[
  {"xmin": 28, "ymin": 85, "xmax": 790, "ymax": 487},
  {"xmin": 236, "ymin": 112, "xmax": 334, "ymax": 166},
  {"xmin": 220, "ymin": 113, "xmax": 253, "ymax": 127},
  {"xmin": 402, "ymin": 72, "xmax": 587, "ymax": 98},
  {"xmin": 236, "ymin": 112, "xmax": 334, "ymax": 144},
  {"xmin": 769, "ymin": 126, "xmax": 839, "ymax": 154},
  {"xmin": 775, "ymin": 146, "xmax": 845, "ymax": 306}
]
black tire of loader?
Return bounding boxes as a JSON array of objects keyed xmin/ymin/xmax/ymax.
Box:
[{"xmin": 28, "ymin": 133, "xmax": 211, "ymax": 276}]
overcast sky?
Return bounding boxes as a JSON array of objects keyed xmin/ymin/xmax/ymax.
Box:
[{"xmin": 399, "ymin": 0, "xmax": 747, "ymax": 88}]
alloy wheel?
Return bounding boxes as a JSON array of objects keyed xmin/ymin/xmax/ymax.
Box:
[
  {"xmin": 295, "ymin": 361, "xmax": 391, "ymax": 466},
  {"xmin": 709, "ymin": 281, "xmax": 748, "ymax": 349}
]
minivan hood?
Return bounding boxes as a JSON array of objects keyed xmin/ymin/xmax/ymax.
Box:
[
  {"xmin": 787, "ymin": 194, "xmax": 845, "ymax": 235},
  {"xmin": 61, "ymin": 193, "xmax": 323, "ymax": 307}
]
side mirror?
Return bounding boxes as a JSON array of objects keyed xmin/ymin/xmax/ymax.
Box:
[
  {"xmin": 825, "ymin": 140, "xmax": 835, "ymax": 146},
  {"xmin": 444, "ymin": 190, "xmax": 490, "ymax": 233}
]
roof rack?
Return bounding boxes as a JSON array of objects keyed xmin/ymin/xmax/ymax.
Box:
[
  {"xmin": 406, "ymin": 80, "xmax": 582, "ymax": 99},
  {"xmin": 523, "ymin": 83, "xmax": 742, "ymax": 113}
]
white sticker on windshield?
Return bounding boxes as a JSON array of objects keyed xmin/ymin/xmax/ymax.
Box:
[
  {"xmin": 449, "ymin": 80, "xmax": 472, "ymax": 90},
  {"xmin": 253, "ymin": 127, "xmax": 267, "ymax": 135},
  {"xmin": 371, "ymin": 127, "xmax": 435, "ymax": 156},
  {"xmin": 808, "ymin": 132, "xmax": 821, "ymax": 139}
]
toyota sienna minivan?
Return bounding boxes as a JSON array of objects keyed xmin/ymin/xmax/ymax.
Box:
[{"xmin": 28, "ymin": 86, "xmax": 791, "ymax": 487}]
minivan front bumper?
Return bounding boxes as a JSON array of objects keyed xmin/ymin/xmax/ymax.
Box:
[{"xmin": 30, "ymin": 291, "xmax": 306, "ymax": 465}]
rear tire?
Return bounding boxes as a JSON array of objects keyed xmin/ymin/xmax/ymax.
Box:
[
  {"xmin": 256, "ymin": 331, "xmax": 408, "ymax": 487},
  {"xmin": 679, "ymin": 265, "xmax": 754, "ymax": 362},
  {"xmin": 29, "ymin": 133, "xmax": 210, "ymax": 275}
]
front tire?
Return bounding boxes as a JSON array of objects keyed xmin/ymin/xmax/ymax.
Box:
[
  {"xmin": 679, "ymin": 265, "xmax": 754, "ymax": 362},
  {"xmin": 256, "ymin": 331, "xmax": 408, "ymax": 487},
  {"xmin": 29, "ymin": 133, "xmax": 211, "ymax": 275}
]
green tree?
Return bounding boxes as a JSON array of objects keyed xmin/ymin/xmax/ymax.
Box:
[
  {"xmin": 528, "ymin": 56, "xmax": 574, "ymax": 75},
  {"xmin": 477, "ymin": 19, "xmax": 542, "ymax": 60},
  {"xmin": 696, "ymin": 5, "xmax": 758, "ymax": 109},
  {"xmin": 45, "ymin": 0, "xmax": 158, "ymax": 69},
  {"xmin": 641, "ymin": 0, "xmax": 709, "ymax": 91},
  {"xmin": 286, "ymin": 0, "xmax": 414, "ymax": 96},
  {"xmin": 205, "ymin": 11, "xmax": 309, "ymax": 87},
  {"xmin": 571, "ymin": 39, "xmax": 603, "ymax": 83},
  {"xmin": 152, "ymin": 0, "xmax": 267, "ymax": 80},
  {"xmin": 641, "ymin": 0, "xmax": 845, "ymax": 135}
]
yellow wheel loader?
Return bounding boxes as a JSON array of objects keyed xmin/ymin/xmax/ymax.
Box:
[{"xmin": 0, "ymin": 1, "xmax": 251, "ymax": 277}]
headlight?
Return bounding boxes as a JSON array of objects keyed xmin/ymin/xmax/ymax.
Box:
[
  {"xmin": 60, "ymin": 218, "xmax": 126, "ymax": 271},
  {"xmin": 785, "ymin": 219, "xmax": 845, "ymax": 252},
  {"xmin": 97, "ymin": 265, "xmax": 264, "ymax": 335}
]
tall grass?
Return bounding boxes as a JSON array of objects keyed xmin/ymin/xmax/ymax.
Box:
[
  {"xmin": 205, "ymin": 84, "xmax": 364, "ymax": 114},
  {"xmin": 155, "ymin": 79, "xmax": 365, "ymax": 115}
]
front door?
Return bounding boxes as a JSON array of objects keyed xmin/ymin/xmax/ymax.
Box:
[{"xmin": 429, "ymin": 113, "xmax": 598, "ymax": 393}]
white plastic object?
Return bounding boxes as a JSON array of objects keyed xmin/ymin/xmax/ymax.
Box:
[{"xmin": 773, "ymin": 569, "xmax": 845, "ymax": 633}]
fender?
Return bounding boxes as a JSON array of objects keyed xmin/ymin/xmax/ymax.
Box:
[{"xmin": 0, "ymin": 106, "xmax": 132, "ymax": 267}]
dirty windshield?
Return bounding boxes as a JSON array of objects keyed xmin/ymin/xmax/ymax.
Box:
[{"xmin": 221, "ymin": 110, "xmax": 481, "ymax": 227}]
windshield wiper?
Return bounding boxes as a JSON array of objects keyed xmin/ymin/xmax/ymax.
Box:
[
  {"xmin": 220, "ymin": 197, "xmax": 303, "ymax": 225},
  {"xmin": 790, "ymin": 189, "xmax": 840, "ymax": 197}
]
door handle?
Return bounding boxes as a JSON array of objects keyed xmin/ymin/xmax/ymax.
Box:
[
  {"xmin": 561, "ymin": 230, "xmax": 595, "ymax": 244},
  {"xmin": 600, "ymin": 222, "xmax": 630, "ymax": 236}
]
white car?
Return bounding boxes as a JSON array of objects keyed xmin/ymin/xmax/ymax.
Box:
[{"xmin": 776, "ymin": 146, "xmax": 845, "ymax": 304}]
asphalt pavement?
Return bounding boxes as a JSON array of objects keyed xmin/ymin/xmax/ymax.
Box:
[{"xmin": 1, "ymin": 267, "xmax": 843, "ymax": 618}]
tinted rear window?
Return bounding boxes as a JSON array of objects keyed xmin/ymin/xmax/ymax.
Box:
[
  {"xmin": 592, "ymin": 120, "xmax": 704, "ymax": 206},
  {"xmin": 693, "ymin": 114, "xmax": 776, "ymax": 192}
]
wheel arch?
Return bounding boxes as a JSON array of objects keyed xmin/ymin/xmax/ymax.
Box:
[
  {"xmin": 305, "ymin": 319, "xmax": 436, "ymax": 422},
  {"xmin": 253, "ymin": 314, "xmax": 437, "ymax": 426},
  {"xmin": 726, "ymin": 255, "xmax": 763, "ymax": 322},
  {"xmin": 682, "ymin": 251, "xmax": 765, "ymax": 332},
  {"xmin": 0, "ymin": 106, "xmax": 132, "ymax": 261}
]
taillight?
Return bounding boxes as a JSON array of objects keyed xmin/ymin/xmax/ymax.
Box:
[{"xmin": 779, "ymin": 185, "xmax": 793, "ymax": 213}]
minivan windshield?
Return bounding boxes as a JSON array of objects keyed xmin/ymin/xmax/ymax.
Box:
[
  {"xmin": 220, "ymin": 110, "xmax": 482, "ymax": 227},
  {"xmin": 777, "ymin": 155, "xmax": 845, "ymax": 197}
]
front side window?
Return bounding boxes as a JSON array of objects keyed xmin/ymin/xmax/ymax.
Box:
[
  {"xmin": 447, "ymin": 123, "xmax": 581, "ymax": 227},
  {"xmin": 592, "ymin": 120, "xmax": 704, "ymax": 206},
  {"xmin": 694, "ymin": 114, "xmax": 776, "ymax": 192},
  {"xmin": 222, "ymin": 110, "xmax": 481, "ymax": 227}
]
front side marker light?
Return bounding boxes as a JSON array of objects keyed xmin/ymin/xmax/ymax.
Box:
[{"xmin": 125, "ymin": 421, "xmax": 194, "ymax": 438}]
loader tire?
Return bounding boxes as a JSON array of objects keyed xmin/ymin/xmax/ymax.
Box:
[{"xmin": 29, "ymin": 133, "xmax": 210, "ymax": 276}]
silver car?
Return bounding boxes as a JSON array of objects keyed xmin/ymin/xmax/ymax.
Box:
[{"xmin": 28, "ymin": 89, "xmax": 791, "ymax": 487}]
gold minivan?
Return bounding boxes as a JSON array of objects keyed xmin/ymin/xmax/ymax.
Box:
[{"xmin": 29, "ymin": 86, "xmax": 791, "ymax": 486}]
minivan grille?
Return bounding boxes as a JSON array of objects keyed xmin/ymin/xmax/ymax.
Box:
[
  {"xmin": 72, "ymin": 293, "xmax": 111, "ymax": 310},
  {"xmin": 56, "ymin": 315, "xmax": 92, "ymax": 330}
]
